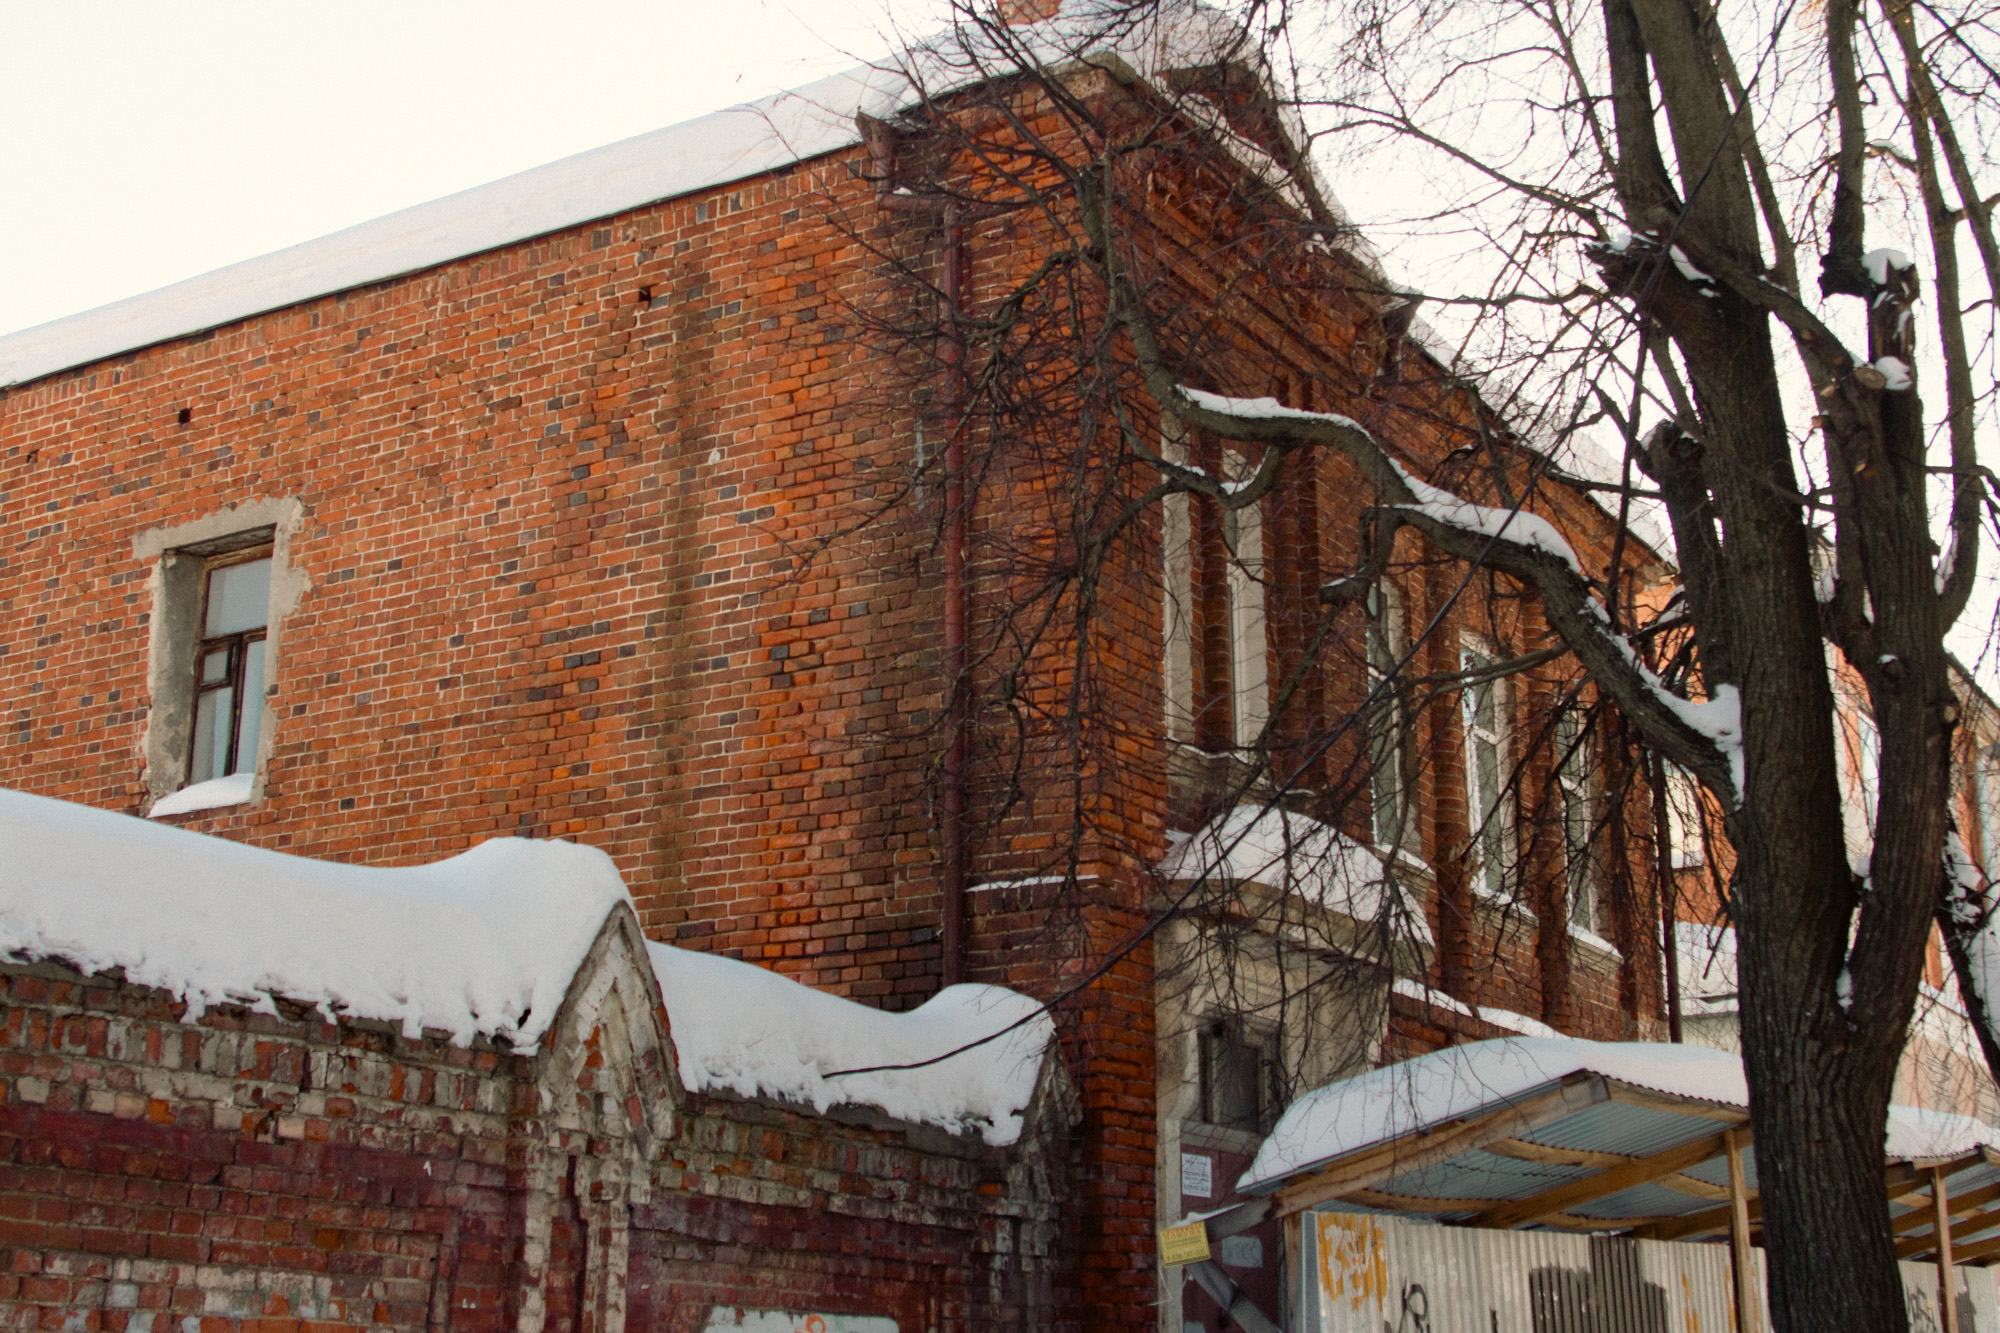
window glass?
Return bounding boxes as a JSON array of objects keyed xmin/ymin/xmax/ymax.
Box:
[
  {"xmin": 1976, "ymin": 757, "xmax": 2000, "ymax": 877},
  {"xmin": 234, "ymin": 639, "xmax": 267, "ymax": 772},
  {"xmin": 204, "ymin": 557, "xmax": 271, "ymax": 636},
  {"xmin": 1666, "ymin": 764, "xmax": 1705, "ymax": 868},
  {"xmin": 1368, "ymin": 584, "xmax": 1417, "ymax": 852},
  {"xmin": 1462, "ymin": 645, "xmax": 1510, "ymax": 896},
  {"xmin": 1200, "ymin": 1022, "xmax": 1273, "ymax": 1131},
  {"xmin": 190, "ymin": 685, "xmax": 232, "ymax": 785},
  {"xmin": 1222, "ymin": 462, "xmax": 1268, "ymax": 748},
  {"xmin": 1557, "ymin": 711, "xmax": 1595, "ymax": 930}
]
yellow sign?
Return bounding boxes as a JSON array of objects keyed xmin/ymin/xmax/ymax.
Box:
[{"xmin": 1159, "ymin": 1220, "xmax": 1212, "ymax": 1266}]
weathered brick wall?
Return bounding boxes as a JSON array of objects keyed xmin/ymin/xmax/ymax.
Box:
[
  {"xmin": 633, "ymin": 1084, "xmax": 1075, "ymax": 1333},
  {"xmin": 0, "ymin": 931, "xmax": 1075, "ymax": 1333},
  {"xmin": 0, "ymin": 962, "xmax": 534, "ymax": 1333}
]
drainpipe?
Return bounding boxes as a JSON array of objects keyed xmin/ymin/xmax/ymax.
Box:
[{"xmin": 864, "ymin": 116, "xmax": 970, "ymax": 987}]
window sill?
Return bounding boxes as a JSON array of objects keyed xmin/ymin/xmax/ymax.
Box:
[
  {"xmin": 1569, "ymin": 925, "xmax": 1622, "ymax": 959},
  {"xmin": 148, "ymin": 772, "xmax": 255, "ymax": 819},
  {"xmin": 1472, "ymin": 885, "xmax": 1537, "ymax": 920},
  {"xmin": 1178, "ymin": 1120, "xmax": 1266, "ymax": 1155},
  {"xmin": 1373, "ymin": 842, "xmax": 1431, "ymax": 877}
]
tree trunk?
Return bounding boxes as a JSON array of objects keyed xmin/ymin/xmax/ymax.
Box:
[{"xmin": 1739, "ymin": 913, "xmax": 1911, "ymax": 1328}]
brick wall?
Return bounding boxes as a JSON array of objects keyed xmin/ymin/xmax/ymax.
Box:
[
  {"xmin": 0, "ymin": 148, "xmax": 961, "ymax": 1002},
  {"xmin": 0, "ymin": 908, "xmax": 1076, "ymax": 1333}
]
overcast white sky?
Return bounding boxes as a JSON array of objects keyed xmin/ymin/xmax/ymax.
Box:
[{"xmin": 0, "ymin": 0, "xmax": 925, "ymax": 337}]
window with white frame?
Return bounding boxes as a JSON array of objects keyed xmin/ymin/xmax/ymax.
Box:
[
  {"xmin": 1223, "ymin": 453, "xmax": 1268, "ymax": 750},
  {"xmin": 1555, "ymin": 708, "xmax": 1598, "ymax": 933},
  {"xmin": 1368, "ymin": 583, "xmax": 1417, "ymax": 852},
  {"xmin": 1834, "ymin": 674, "xmax": 1879, "ymax": 871},
  {"xmin": 1975, "ymin": 747, "xmax": 2000, "ymax": 877},
  {"xmin": 1461, "ymin": 639, "xmax": 1513, "ymax": 897},
  {"xmin": 1664, "ymin": 763, "xmax": 1706, "ymax": 869}
]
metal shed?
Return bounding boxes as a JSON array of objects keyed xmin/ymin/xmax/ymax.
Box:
[{"xmin": 1169, "ymin": 1037, "xmax": 2000, "ymax": 1332}]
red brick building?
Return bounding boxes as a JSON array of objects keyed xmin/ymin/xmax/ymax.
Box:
[{"xmin": 0, "ymin": 15, "xmax": 1687, "ymax": 1330}]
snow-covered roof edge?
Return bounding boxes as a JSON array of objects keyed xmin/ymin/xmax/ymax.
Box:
[
  {"xmin": 0, "ymin": 64, "xmax": 891, "ymax": 389},
  {"xmin": 0, "ymin": 2, "xmax": 1248, "ymax": 391},
  {"xmin": 1239, "ymin": 1034, "xmax": 2000, "ymax": 1195},
  {"xmin": 1, "ymin": 786, "xmax": 1066, "ymax": 1147}
]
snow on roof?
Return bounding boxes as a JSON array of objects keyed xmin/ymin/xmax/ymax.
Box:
[
  {"xmin": 0, "ymin": 63, "xmax": 888, "ymax": 388},
  {"xmin": 1241, "ymin": 1034, "xmax": 2000, "ymax": 1195},
  {"xmin": 1887, "ymin": 1104, "xmax": 2000, "ymax": 1163},
  {"xmin": 0, "ymin": 786, "xmax": 627, "ymax": 1051},
  {"xmin": 1240, "ymin": 1036, "xmax": 1748, "ymax": 1193},
  {"xmin": 0, "ymin": 2, "xmax": 1245, "ymax": 390},
  {"xmin": 647, "ymin": 941, "xmax": 1053, "ymax": 1146},
  {"xmin": 1158, "ymin": 803, "xmax": 1434, "ymax": 945}
]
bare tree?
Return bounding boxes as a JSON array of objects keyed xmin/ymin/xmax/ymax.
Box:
[
  {"xmin": 1155, "ymin": 0, "xmax": 1996, "ymax": 1328},
  {"xmin": 781, "ymin": 0, "xmax": 2000, "ymax": 1326}
]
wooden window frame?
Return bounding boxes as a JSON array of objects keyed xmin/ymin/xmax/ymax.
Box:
[
  {"xmin": 1461, "ymin": 637, "xmax": 1515, "ymax": 899},
  {"xmin": 1555, "ymin": 708, "xmax": 1599, "ymax": 934},
  {"xmin": 187, "ymin": 545, "xmax": 272, "ymax": 784}
]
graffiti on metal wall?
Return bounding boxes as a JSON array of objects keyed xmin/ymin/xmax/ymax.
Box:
[
  {"xmin": 1314, "ymin": 1210, "xmax": 1731, "ymax": 1332},
  {"xmin": 1901, "ymin": 1277, "xmax": 1986, "ymax": 1333},
  {"xmin": 1317, "ymin": 1209, "xmax": 1999, "ymax": 1333},
  {"xmin": 1527, "ymin": 1240, "xmax": 1670, "ymax": 1332}
]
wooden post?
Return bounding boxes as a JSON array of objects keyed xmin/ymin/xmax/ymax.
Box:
[
  {"xmin": 1934, "ymin": 1166, "xmax": 1962, "ymax": 1333},
  {"xmin": 1284, "ymin": 1211, "xmax": 1302, "ymax": 1332},
  {"xmin": 1725, "ymin": 1127, "xmax": 1759, "ymax": 1333}
]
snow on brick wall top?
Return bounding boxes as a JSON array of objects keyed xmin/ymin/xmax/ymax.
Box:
[
  {"xmin": 0, "ymin": 787, "xmax": 1059, "ymax": 1144},
  {"xmin": 0, "ymin": 786, "xmax": 627, "ymax": 1051},
  {"xmin": 648, "ymin": 941, "xmax": 1054, "ymax": 1146}
]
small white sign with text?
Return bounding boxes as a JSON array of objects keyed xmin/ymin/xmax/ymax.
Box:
[{"xmin": 1180, "ymin": 1151, "xmax": 1214, "ymax": 1200}]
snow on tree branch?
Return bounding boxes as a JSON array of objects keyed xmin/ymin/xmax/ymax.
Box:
[
  {"xmin": 1079, "ymin": 168, "xmax": 1742, "ymax": 801},
  {"xmin": 1162, "ymin": 383, "xmax": 1742, "ymax": 803}
]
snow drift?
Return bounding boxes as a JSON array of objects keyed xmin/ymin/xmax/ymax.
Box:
[
  {"xmin": 650, "ymin": 942, "xmax": 1053, "ymax": 1146},
  {"xmin": 0, "ymin": 785, "xmax": 625, "ymax": 1051},
  {"xmin": 0, "ymin": 786, "xmax": 1056, "ymax": 1143}
]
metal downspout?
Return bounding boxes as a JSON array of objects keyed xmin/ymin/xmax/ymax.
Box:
[{"xmin": 867, "ymin": 117, "xmax": 970, "ymax": 986}]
